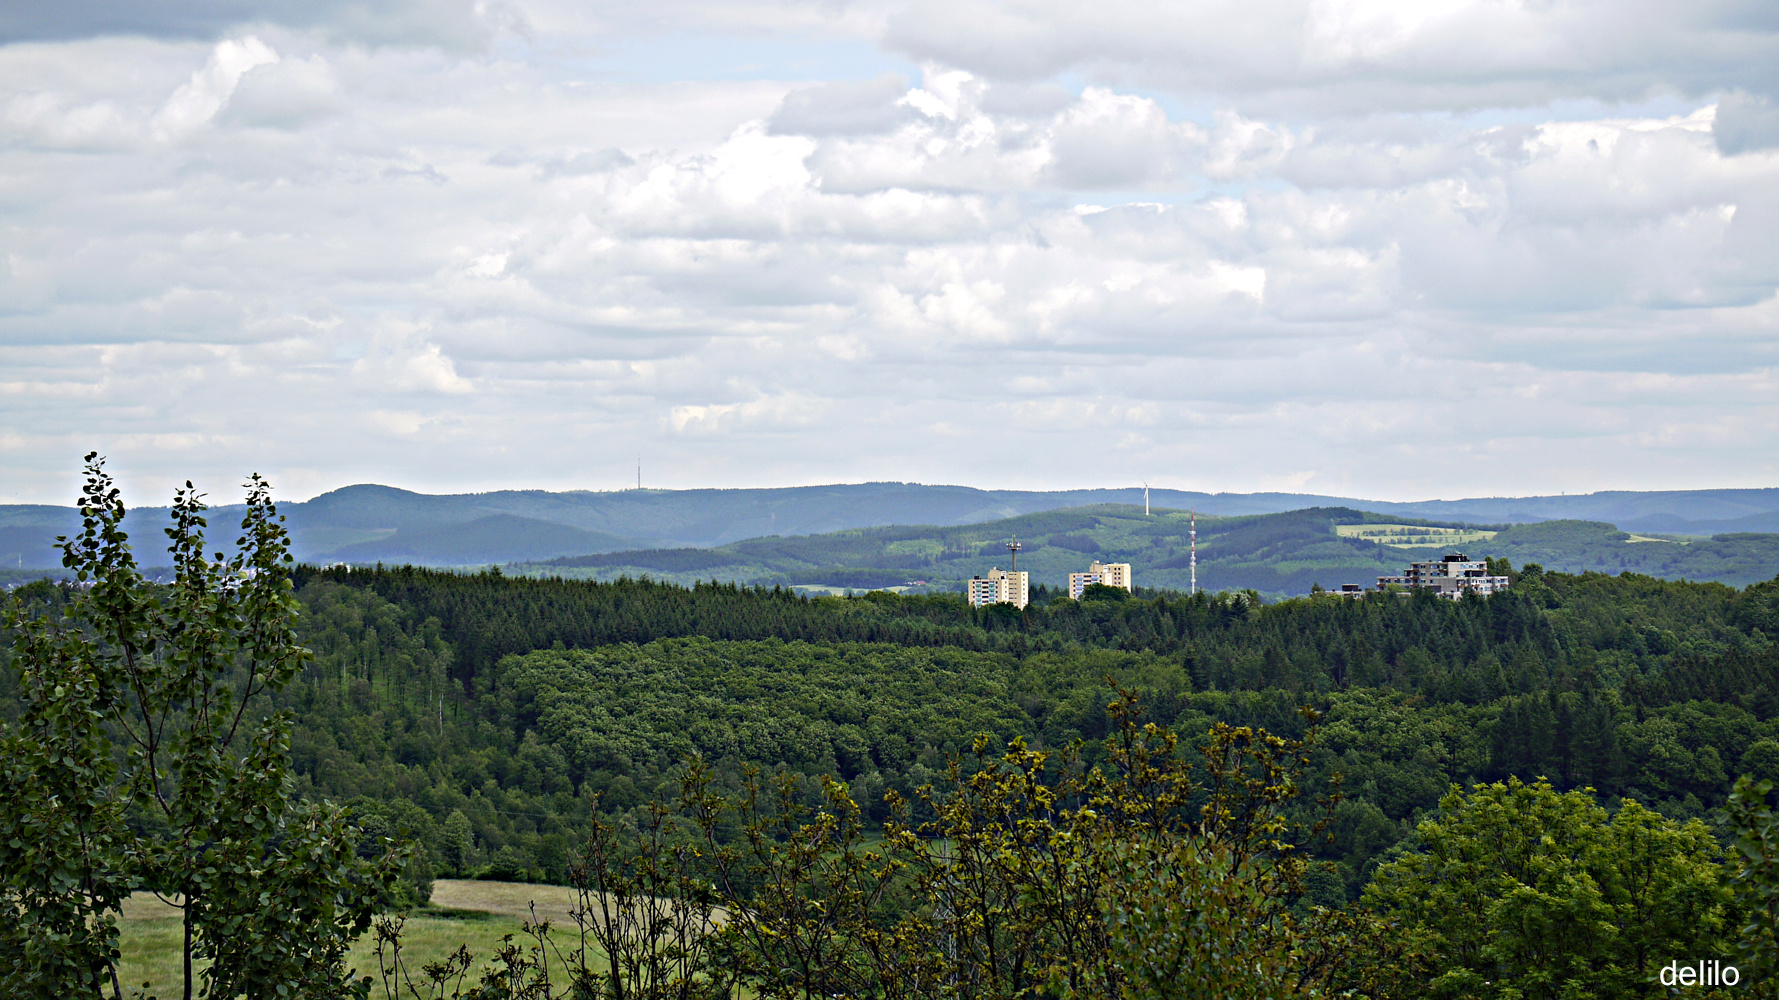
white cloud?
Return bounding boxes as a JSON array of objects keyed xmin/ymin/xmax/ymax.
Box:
[
  {"xmin": 0, "ymin": 14, "xmax": 1774, "ymax": 505},
  {"xmin": 880, "ymin": 0, "xmax": 1779, "ymax": 115},
  {"xmin": 222, "ymin": 52, "xmax": 344, "ymax": 128},
  {"xmin": 669, "ymin": 392, "xmax": 825, "ymax": 435},
  {"xmin": 153, "ymin": 36, "xmax": 279, "ymax": 137},
  {"xmin": 352, "ymin": 325, "xmax": 475, "ymax": 395}
]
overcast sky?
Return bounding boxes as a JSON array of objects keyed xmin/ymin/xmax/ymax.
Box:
[{"xmin": 1, "ymin": 0, "xmax": 1776, "ymax": 506}]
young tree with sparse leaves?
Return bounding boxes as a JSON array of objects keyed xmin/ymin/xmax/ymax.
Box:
[{"xmin": 0, "ymin": 455, "xmax": 398, "ymax": 1000}]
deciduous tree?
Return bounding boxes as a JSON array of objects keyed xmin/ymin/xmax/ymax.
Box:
[
  {"xmin": 1362, "ymin": 777, "xmax": 1731, "ymax": 999},
  {"xmin": 0, "ymin": 455, "xmax": 397, "ymax": 999}
]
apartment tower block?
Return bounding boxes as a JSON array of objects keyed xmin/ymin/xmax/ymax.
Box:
[
  {"xmin": 1069, "ymin": 561, "xmax": 1134, "ymax": 600},
  {"xmin": 967, "ymin": 568, "xmax": 1030, "ymax": 609}
]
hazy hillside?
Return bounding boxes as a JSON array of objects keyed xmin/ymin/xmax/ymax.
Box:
[
  {"xmin": 2, "ymin": 481, "xmax": 1776, "ymax": 571},
  {"xmin": 516, "ymin": 506, "xmax": 1779, "ymax": 597},
  {"xmin": 521, "ymin": 506, "xmax": 1408, "ymax": 596},
  {"xmin": 0, "ymin": 505, "xmax": 79, "ymax": 572},
  {"xmin": 324, "ymin": 514, "xmax": 637, "ymax": 565},
  {"xmin": 1374, "ymin": 488, "xmax": 1779, "ymax": 534}
]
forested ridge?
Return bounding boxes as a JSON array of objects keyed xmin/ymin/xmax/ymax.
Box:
[{"xmin": 12, "ymin": 560, "xmax": 1753, "ymax": 905}]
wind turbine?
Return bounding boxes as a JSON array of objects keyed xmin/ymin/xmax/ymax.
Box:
[{"xmin": 1142, "ymin": 481, "xmax": 1150, "ymax": 516}]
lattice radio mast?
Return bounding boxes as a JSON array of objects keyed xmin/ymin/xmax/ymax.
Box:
[{"xmin": 1190, "ymin": 511, "xmax": 1197, "ymax": 595}]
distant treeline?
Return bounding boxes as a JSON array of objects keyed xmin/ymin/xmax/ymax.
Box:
[
  {"xmin": 292, "ymin": 561, "xmax": 1775, "ymax": 696},
  {"xmin": 547, "ymin": 548, "xmax": 746, "ymax": 572}
]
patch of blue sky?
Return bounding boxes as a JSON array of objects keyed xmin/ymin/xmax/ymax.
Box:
[{"xmin": 535, "ymin": 33, "xmax": 923, "ymax": 85}]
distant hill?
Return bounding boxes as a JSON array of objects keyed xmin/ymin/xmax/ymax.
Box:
[
  {"xmin": 1368, "ymin": 489, "xmax": 1779, "ymax": 535},
  {"xmin": 516, "ymin": 506, "xmax": 1779, "ymax": 598},
  {"xmin": 0, "ymin": 505, "xmax": 80, "ymax": 573},
  {"xmin": 1466, "ymin": 521, "xmax": 1779, "ymax": 586},
  {"xmin": 324, "ymin": 514, "xmax": 636, "ymax": 566},
  {"xmin": 0, "ymin": 481, "xmax": 1775, "ymax": 571}
]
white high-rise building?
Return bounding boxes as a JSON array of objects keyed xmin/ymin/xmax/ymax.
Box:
[
  {"xmin": 967, "ymin": 568, "xmax": 1029, "ymax": 609},
  {"xmin": 1069, "ymin": 561, "xmax": 1133, "ymax": 599}
]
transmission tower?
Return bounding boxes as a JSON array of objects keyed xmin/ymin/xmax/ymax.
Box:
[
  {"xmin": 1006, "ymin": 537, "xmax": 1022, "ymax": 573},
  {"xmin": 1190, "ymin": 511, "xmax": 1197, "ymax": 595}
]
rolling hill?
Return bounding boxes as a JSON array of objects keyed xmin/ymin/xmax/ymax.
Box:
[
  {"xmin": 512, "ymin": 506, "xmax": 1779, "ymax": 598},
  {"xmin": 1465, "ymin": 520, "xmax": 1779, "ymax": 586},
  {"xmin": 3, "ymin": 481, "xmax": 1777, "ymax": 573}
]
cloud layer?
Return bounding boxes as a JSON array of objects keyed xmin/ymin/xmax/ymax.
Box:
[{"xmin": 0, "ymin": 2, "xmax": 1775, "ymax": 506}]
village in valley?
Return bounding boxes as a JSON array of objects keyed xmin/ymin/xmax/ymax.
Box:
[{"xmin": 968, "ymin": 534, "xmax": 1510, "ymax": 609}]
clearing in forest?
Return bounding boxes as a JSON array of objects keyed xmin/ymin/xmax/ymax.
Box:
[{"xmin": 1335, "ymin": 523, "xmax": 1498, "ymax": 548}]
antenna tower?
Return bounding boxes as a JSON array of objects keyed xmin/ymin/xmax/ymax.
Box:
[
  {"xmin": 1006, "ymin": 536, "xmax": 1022, "ymax": 573},
  {"xmin": 1190, "ymin": 511, "xmax": 1197, "ymax": 595}
]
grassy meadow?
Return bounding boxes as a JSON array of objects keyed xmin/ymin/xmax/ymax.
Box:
[
  {"xmin": 116, "ymin": 881, "xmax": 597, "ymax": 998},
  {"xmin": 1333, "ymin": 523, "xmax": 1499, "ymax": 547}
]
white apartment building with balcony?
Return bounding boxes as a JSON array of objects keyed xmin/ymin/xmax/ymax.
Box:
[
  {"xmin": 967, "ymin": 568, "xmax": 1029, "ymax": 609},
  {"xmin": 1377, "ymin": 553, "xmax": 1509, "ymax": 599},
  {"xmin": 1069, "ymin": 561, "xmax": 1133, "ymax": 600}
]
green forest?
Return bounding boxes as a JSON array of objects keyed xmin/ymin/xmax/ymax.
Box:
[
  {"xmin": 17, "ymin": 551, "xmax": 1779, "ymax": 886},
  {"xmin": 10, "ymin": 558, "xmax": 1775, "ymax": 894},
  {"xmin": 9, "ymin": 471, "xmax": 1779, "ymax": 997},
  {"xmin": 207, "ymin": 561, "xmax": 1775, "ymax": 900}
]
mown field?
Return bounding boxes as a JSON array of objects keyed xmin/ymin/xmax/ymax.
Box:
[
  {"xmin": 117, "ymin": 881, "xmax": 592, "ymax": 998},
  {"xmin": 1334, "ymin": 522, "xmax": 1499, "ymax": 548}
]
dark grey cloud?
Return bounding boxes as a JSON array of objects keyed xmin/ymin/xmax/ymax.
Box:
[
  {"xmin": 1, "ymin": 0, "xmax": 281, "ymax": 42},
  {"xmin": 1716, "ymin": 90, "xmax": 1779, "ymax": 154},
  {"xmin": 0, "ymin": 0, "xmax": 518, "ymax": 49}
]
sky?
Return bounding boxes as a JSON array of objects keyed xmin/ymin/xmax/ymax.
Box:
[{"xmin": 1, "ymin": 0, "xmax": 1777, "ymax": 507}]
